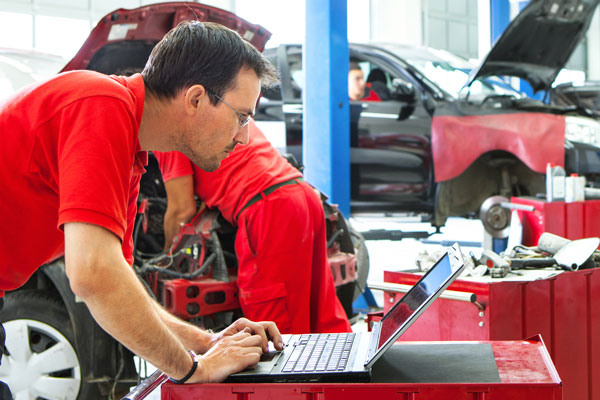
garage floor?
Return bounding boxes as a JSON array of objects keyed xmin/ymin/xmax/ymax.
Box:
[{"xmin": 128, "ymin": 217, "xmax": 485, "ymax": 397}]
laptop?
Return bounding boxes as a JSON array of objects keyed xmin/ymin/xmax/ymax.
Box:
[{"xmin": 227, "ymin": 243, "xmax": 466, "ymax": 383}]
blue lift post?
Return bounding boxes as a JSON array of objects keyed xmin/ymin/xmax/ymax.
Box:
[
  {"xmin": 304, "ymin": 0, "xmax": 377, "ymax": 310},
  {"xmin": 303, "ymin": 0, "xmax": 351, "ymax": 216},
  {"xmin": 490, "ymin": 0, "xmax": 511, "ymax": 45}
]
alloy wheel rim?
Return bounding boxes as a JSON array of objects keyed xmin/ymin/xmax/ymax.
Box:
[{"xmin": 0, "ymin": 319, "xmax": 81, "ymax": 399}]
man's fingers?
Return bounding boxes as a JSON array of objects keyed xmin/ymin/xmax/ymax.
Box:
[
  {"xmin": 232, "ymin": 318, "xmax": 269, "ymax": 351},
  {"xmin": 242, "ymin": 351, "xmax": 261, "ymax": 367},
  {"xmin": 246, "ymin": 320, "xmax": 283, "ymax": 352},
  {"xmin": 221, "ymin": 329, "xmax": 264, "ymax": 351},
  {"xmin": 251, "ymin": 324, "xmax": 269, "ymax": 352},
  {"xmin": 236, "ymin": 332, "xmax": 265, "ymax": 349},
  {"xmin": 260, "ymin": 321, "xmax": 284, "ymax": 351},
  {"xmin": 228, "ymin": 318, "xmax": 284, "ymax": 352},
  {"xmin": 189, "ymin": 344, "xmax": 262, "ymax": 384}
]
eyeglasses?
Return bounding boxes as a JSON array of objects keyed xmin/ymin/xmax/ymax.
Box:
[{"xmin": 208, "ymin": 89, "xmax": 253, "ymax": 128}]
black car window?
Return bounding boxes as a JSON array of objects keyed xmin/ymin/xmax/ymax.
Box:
[
  {"xmin": 287, "ymin": 48, "xmax": 303, "ymax": 100},
  {"xmin": 283, "ymin": 46, "xmax": 413, "ymax": 102},
  {"xmin": 352, "ymin": 56, "xmax": 413, "ymax": 102},
  {"xmin": 261, "ymin": 50, "xmax": 282, "ymax": 101}
]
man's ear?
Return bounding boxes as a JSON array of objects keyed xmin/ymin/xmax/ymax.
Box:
[{"xmin": 183, "ymin": 84, "xmax": 207, "ymax": 115}]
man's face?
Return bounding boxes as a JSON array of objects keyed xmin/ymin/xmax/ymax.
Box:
[
  {"xmin": 178, "ymin": 67, "xmax": 260, "ymax": 172},
  {"xmin": 348, "ymin": 68, "xmax": 365, "ymax": 101}
]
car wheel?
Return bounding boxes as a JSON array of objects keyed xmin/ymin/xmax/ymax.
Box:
[{"xmin": 0, "ymin": 291, "xmax": 99, "ymax": 399}]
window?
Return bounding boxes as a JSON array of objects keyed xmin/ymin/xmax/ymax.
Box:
[
  {"xmin": 0, "ymin": 12, "xmax": 33, "ymax": 49},
  {"xmin": 35, "ymin": 15, "xmax": 90, "ymax": 58},
  {"xmin": 352, "ymin": 57, "xmax": 405, "ymax": 102}
]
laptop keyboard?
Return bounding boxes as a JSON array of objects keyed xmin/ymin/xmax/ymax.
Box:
[{"xmin": 282, "ymin": 333, "xmax": 356, "ymax": 373}]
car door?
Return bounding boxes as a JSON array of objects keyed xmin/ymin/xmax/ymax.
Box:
[
  {"xmin": 348, "ymin": 48, "xmax": 433, "ymax": 212},
  {"xmin": 257, "ymin": 44, "xmax": 433, "ymax": 214}
]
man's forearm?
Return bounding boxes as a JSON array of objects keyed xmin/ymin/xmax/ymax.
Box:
[
  {"xmin": 65, "ymin": 223, "xmax": 194, "ymax": 381},
  {"xmin": 78, "ymin": 261, "xmax": 194, "ymax": 379},
  {"xmin": 151, "ymin": 301, "xmax": 214, "ymax": 354}
]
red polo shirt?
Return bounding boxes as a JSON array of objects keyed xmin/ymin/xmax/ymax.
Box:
[
  {"xmin": 155, "ymin": 120, "xmax": 301, "ymax": 225},
  {"xmin": 0, "ymin": 71, "xmax": 147, "ymax": 296}
]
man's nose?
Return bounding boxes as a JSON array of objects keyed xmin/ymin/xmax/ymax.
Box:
[{"xmin": 234, "ymin": 122, "xmax": 250, "ymax": 145}]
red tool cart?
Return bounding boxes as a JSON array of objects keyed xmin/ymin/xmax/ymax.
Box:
[
  {"xmin": 149, "ymin": 336, "xmax": 559, "ymax": 400},
  {"xmin": 382, "ymin": 267, "xmax": 600, "ymax": 400},
  {"xmin": 510, "ymin": 196, "xmax": 600, "ymax": 245}
]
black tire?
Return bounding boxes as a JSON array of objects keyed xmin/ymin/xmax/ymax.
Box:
[{"xmin": 0, "ymin": 290, "xmax": 101, "ymax": 399}]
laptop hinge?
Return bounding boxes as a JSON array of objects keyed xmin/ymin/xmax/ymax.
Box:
[{"xmin": 365, "ymin": 322, "xmax": 381, "ymax": 364}]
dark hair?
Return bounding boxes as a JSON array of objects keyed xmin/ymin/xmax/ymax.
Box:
[
  {"xmin": 142, "ymin": 21, "xmax": 278, "ymax": 105},
  {"xmin": 349, "ymin": 60, "xmax": 362, "ymax": 72}
]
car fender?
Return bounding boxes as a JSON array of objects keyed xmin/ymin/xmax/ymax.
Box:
[{"xmin": 432, "ymin": 109, "xmax": 565, "ymax": 182}]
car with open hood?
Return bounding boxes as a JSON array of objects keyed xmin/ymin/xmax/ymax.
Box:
[{"xmin": 256, "ymin": 0, "xmax": 600, "ymax": 235}]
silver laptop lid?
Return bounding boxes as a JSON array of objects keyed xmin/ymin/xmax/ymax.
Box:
[{"xmin": 364, "ymin": 243, "xmax": 465, "ymax": 368}]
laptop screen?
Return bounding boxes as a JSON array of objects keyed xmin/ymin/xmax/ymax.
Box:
[{"xmin": 377, "ymin": 251, "xmax": 454, "ymax": 348}]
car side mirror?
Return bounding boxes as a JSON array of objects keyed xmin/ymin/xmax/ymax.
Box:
[{"xmin": 391, "ymin": 78, "xmax": 415, "ymax": 102}]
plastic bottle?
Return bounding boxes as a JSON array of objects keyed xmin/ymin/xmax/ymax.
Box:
[
  {"xmin": 565, "ymin": 173, "xmax": 586, "ymax": 202},
  {"xmin": 575, "ymin": 174, "xmax": 586, "ymax": 201},
  {"xmin": 565, "ymin": 174, "xmax": 576, "ymax": 203},
  {"xmin": 546, "ymin": 162, "xmax": 566, "ymax": 202}
]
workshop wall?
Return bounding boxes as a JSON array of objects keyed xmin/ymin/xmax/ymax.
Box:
[
  {"xmin": 0, "ymin": 0, "xmax": 598, "ymax": 79},
  {"xmin": 0, "ymin": 0, "xmax": 235, "ymax": 57}
]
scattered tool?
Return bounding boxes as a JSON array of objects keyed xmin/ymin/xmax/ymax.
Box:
[
  {"xmin": 479, "ymin": 250, "xmax": 511, "ymax": 278},
  {"xmin": 477, "ymin": 235, "xmax": 600, "ymax": 278},
  {"xmin": 509, "ymin": 237, "xmax": 599, "ymax": 271}
]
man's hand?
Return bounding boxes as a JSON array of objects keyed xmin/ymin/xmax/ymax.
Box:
[
  {"xmin": 209, "ymin": 318, "xmax": 284, "ymax": 353},
  {"xmin": 188, "ymin": 328, "xmax": 264, "ymax": 383}
]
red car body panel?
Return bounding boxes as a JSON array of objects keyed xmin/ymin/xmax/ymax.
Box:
[
  {"xmin": 61, "ymin": 2, "xmax": 271, "ymax": 72},
  {"xmin": 432, "ymin": 112, "xmax": 565, "ymax": 182}
]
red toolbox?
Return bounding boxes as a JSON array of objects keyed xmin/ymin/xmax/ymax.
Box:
[
  {"xmin": 510, "ymin": 196, "xmax": 600, "ymax": 245},
  {"xmin": 384, "ymin": 267, "xmax": 600, "ymax": 400},
  {"xmin": 159, "ymin": 336, "xmax": 560, "ymax": 400}
]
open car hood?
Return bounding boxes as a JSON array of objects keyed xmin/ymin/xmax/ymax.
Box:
[
  {"xmin": 466, "ymin": 0, "xmax": 600, "ymax": 93},
  {"xmin": 61, "ymin": 2, "xmax": 271, "ymax": 73}
]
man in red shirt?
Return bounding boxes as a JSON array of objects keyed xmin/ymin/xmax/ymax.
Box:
[
  {"xmin": 155, "ymin": 120, "xmax": 351, "ymax": 334},
  {"xmin": 349, "ymin": 61, "xmax": 382, "ymax": 101},
  {"xmin": 0, "ymin": 21, "xmax": 283, "ymax": 391}
]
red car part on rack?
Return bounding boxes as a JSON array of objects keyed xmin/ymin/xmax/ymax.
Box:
[{"xmin": 432, "ymin": 112, "xmax": 565, "ymax": 182}]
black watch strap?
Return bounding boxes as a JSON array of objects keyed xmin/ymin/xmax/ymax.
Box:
[{"xmin": 169, "ymin": 350, "xmax": 198, "ymax": 384}]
